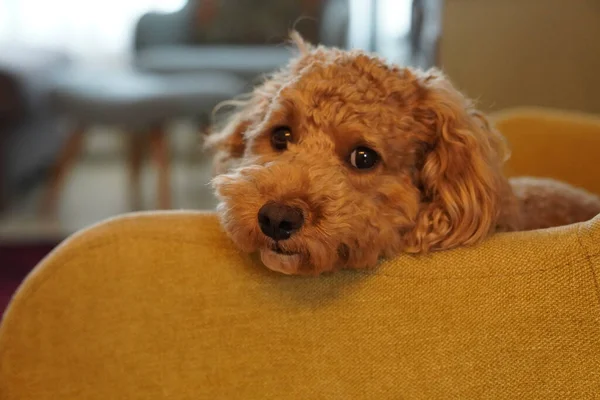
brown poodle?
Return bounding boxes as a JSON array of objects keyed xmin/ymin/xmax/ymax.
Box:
[{"xmin": 206, "ymin": 34, "xmax": 600, "ymax": 275}]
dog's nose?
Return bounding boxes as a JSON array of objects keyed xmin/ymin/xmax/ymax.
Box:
[{"xmin": 258, "ymin": 203, "xmax": 304, "ymax": 241}]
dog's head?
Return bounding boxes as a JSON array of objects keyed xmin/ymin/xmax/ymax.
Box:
[{"xmin": 207, "ymin": 35, "xmax": 513, "ymax": 275}]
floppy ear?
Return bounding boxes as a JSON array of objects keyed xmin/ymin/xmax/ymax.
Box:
[
  {"xmin": 204, "ymin": 106, "xmax": 253, "ymax": 175},
  {"xmin": 205, "ymin": 31, "xmax": 314, "ymax": 175},
  {"xmin": 405, "ymin": 69, "xmax": 513, "ymax": 252}
]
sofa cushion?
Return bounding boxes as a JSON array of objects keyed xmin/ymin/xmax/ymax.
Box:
[
  {"xmin": 1, "ymin": 210, "xmax": 599, "ymax": 399},
  {"xmin": 494, "ymin": 106, "xmax": 600, "ymax": 195}
]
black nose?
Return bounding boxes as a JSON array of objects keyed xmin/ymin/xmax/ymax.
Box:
[{"xmin": 258, "ymin": 203, "xmax": 304, "ymax": 241}]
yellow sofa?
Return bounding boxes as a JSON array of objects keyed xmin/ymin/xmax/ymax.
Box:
[{"xmin": 1, "ymin": 108, "xmax": 600, "ymax": 399}]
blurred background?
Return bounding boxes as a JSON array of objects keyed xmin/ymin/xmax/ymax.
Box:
[{"xmin": 0, "ymin": 0, "xmax": 599, "ymax": 312}]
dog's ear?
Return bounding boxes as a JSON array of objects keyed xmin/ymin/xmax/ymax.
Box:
[
  {"xmin": 405, "ymin": 69, "xmax": 511, "ymax": 252},
  {"xmin": 204, "ymin": 106, "xmax": 253, "ymax": 175},
  {"xmin": 205, "ymin": 75, "xmax": 284, "ymax": 175},
  {"xmin": 205, "ymin": 32, "xmax": 314, "ymax": 175}
]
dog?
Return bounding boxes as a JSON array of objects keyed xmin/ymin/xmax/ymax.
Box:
[{"xmin": 206, "ymin": 34, "xmax": 600, "ymax": 275}]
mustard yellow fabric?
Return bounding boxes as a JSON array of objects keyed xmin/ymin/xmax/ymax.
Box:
[
  {"xmin": 1, "ymin": 107, "xmax": 600, "ymax": 399},
  {"xmin": 494, "ymin": 106, "xmax": 600, "ymax": 194}
]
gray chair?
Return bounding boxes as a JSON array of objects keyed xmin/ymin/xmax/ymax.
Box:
[
  {"xmin": 0, "ymin": 46, "xmax": 71, "ymax": 211},
  {"xmin": 40, "ymin": 69, "xmax": 246, "ymax": 214},
  {"xmin": 133, "ymin": 0, "xmax": 349, "ymax": 80}
]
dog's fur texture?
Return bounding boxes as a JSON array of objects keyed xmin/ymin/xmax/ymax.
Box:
[{"xmin": 206, "ymin": 34, "xmax": 600, "ymax": 275}]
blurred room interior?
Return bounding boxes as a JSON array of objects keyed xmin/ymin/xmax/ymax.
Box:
[
  {"xmin": 0, "ymin": 0, "xmax": 417, "ymax": 239},
  {"xmin": 0, "ymin": 0, "xmax": 598, "ymax": 312}
]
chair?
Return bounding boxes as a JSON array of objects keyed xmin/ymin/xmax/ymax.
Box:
[
  {"xmin": 133, "ymin": 0, "xmax": 350, "ymax": 79},
  {"xmin": 0, "ymin": 47, "xmax": 70, "ymax": 211}
]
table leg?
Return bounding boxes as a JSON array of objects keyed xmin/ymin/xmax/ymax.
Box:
[
  {"xmin": 149, "ymin": 127, "xmax": 171, "ymax": 210},
  {"xmin": 127, "ymin": 134, "xmax": 145, "ymax": 210},
  {"xmin": 39, "ymin": 127, "xmax": 85, "ymax": 216}
]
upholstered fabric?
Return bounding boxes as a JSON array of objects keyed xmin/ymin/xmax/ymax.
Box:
[
  {"xmin": 496, "ymin": 106, "xmax": 600, "ymax": 194},
  {"xmin": 1, "ymin": 107, "xmax": 600, "ymax": 399}
]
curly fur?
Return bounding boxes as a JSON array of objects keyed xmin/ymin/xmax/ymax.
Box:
[{"xmin": 206, "ymin": 34, "xmax": 600, "ymax": 275}]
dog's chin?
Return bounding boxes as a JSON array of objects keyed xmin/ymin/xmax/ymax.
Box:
[{"xmin": 259, "ymin": 248, "xmax": 303, "ymax": 275}]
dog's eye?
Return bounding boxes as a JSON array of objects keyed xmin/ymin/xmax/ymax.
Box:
[
  {"xmin": 271, "ymin": 126, "xmax": 293, "ymax": 151},
  {"xmin": 349, "ymin": 147, "xmax": 379, "ymax": 170}
]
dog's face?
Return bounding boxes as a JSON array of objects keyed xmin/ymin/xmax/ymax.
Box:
[{"xmin": 208, "ymin": 41, "xmax": 511, "ymax": 275}]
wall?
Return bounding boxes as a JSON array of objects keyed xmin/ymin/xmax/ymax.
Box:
[{"xmin": 439, "ymin": 0, "xmax": 600, "ymax": 113}]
